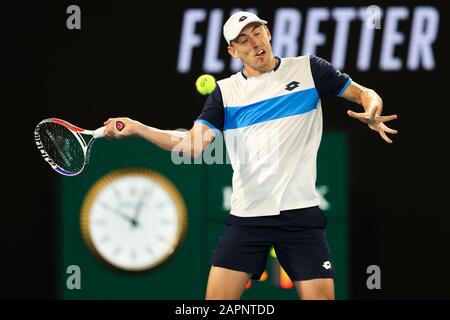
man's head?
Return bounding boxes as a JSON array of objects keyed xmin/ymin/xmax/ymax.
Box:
[{"xmin": 223, "ymin": 12, "xmax": 275, "ymax": 77}]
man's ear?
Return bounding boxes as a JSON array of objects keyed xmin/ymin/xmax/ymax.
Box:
[
  {"xmin": 265, "ymin": 25, "xmax": 272, "ymax": 41},
  {"xmin": 227, "ymin": 45, "xmax": 239, "ymax": 59}
]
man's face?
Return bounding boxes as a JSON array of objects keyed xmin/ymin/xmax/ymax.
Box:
[{"xmin": 228, "ymin": 23, "xmax": 273, "ymax": 74}]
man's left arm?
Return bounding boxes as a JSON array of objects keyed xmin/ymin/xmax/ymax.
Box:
[{"xmin": 341, "ymin": 81, "xmax": 398, "ymax": 144}]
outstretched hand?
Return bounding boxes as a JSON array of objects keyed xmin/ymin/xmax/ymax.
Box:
[
  {"xmin": 347, "ymin": 106, "xmax": 398, "ymax": 144},
  {"xmin": 103, "ymin": 117, "xmax": 141, "ymax": 139}
]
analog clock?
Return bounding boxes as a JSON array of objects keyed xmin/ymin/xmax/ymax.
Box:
[{"xmin": 80, "ymin": 168, "xmax": 187, "ymax": 272}]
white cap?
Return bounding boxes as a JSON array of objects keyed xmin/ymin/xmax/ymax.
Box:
[{"xmin": 223, "ymin": 11, "xmax": 267, "ymax": 45}]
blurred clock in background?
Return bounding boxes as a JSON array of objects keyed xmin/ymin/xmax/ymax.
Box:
[{"xmin": 80, "ymin": 168, "xmax": 187, "ymax": 272}]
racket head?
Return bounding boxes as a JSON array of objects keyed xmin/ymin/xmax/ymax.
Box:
[{"xmin": 34, "ymin": 118, "xmax": 90, "ymax": 176}]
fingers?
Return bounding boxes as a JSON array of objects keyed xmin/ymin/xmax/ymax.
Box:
[
  {"xmin": 378, "ymin": 114, "xmax": 398, "ymax": 143},
  {"xmin": 373, "ymin": 123, "xmax": 396, "ymax": 144},
  {"xmin": 377, "ymin": 114, "xmax": 398, "ymax": 122},
  {"xmin": 350, "ymin": 106, "xmax": 397, "ymax": 123},
  {"xmin": 348, "ymin": 106, "xmax": 398, "ymax": 144},
  {"xmin": 103, "ymin": 117, "xmax": 130, "ymax": 139},
  {"xmin": 378, "ymin": 129, "xmax": 393, "ymax": 144},
  {"xmin": 348, "ymin": 108, "xmax": 377, "ymax": 122},
  {"xmin": 381, "ymin": 123, "xmax": 398, "ymax": 134},
  {"xmin": 103, "ymin": 122, "xmax": 115, "ymax": 139},
  {"xmin": 347, "ymin": 109, "xmax": 364, "ymax": 119}
]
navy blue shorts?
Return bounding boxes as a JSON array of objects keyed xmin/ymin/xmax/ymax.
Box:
[{"xmin": 210, "ymin": 206, "xmax": 335, "ymax": 281}]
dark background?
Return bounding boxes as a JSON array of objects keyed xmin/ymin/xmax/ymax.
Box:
[{"xmin": 3, "ymin": 0, "xmax": 449, "ymax": 299}]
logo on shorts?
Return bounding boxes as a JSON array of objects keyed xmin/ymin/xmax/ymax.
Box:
[{"xmin": 322, "ymin": 261, "xmax": 332, "ymax": 270}]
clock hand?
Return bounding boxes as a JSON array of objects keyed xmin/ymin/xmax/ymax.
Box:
[
  {"xmin": 101, "ymin": 202, "xmax": 134, "ymax": 224},
  {"xmin": 132, "ymin": 202, "xmax": 144, "ymax": 227},
  {"xmin": 132, "ymin": 189, "xmax": 152, "ymax": 225}
]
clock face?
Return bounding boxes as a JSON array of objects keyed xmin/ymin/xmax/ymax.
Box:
[{"xmin": 80, "ymin": 168, "xmax": 187, "ymax": 272}]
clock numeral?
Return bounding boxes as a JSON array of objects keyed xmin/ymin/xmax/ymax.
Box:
[
  {"xmin": 113, "ymin": 246, "xmax": 122, "ymax": 256},
  {"xmin": 100, "ymin": 201, "xmax": 110, "ymax": 210},
  {"xmin": 99, "ymin": 235, "xmax": 111, "ymax": 243},
  {"xmin": 130, "ymin": 250, "xmax": 137, "ymax": 261},
  {"xmin": 95, "ymin": 219, "xmax": 107, "ymax": 226},
  {"xmin": 146, "ymin": 246, "xmax": 154, "ymax": 257},
  {"xmin": 156, "ymin": 235, "xmax": 175, "ymax": 254},
  {"xmin": 157, "ymin": 234, "xmax": 169, "ymax": 244},
  {"xmin": 139, "ymin": 188, "xmax": 154, "ymax": 199},
  {"xmin": 159, "ymin": 218, "xmax": 173, "ymax": 225},
  {"xmin": 112, "ymin": 187, "xmax": 123, "ymax": 201},
  {"xmin": 156, "ymin": 202, "xmax": 168, "ymax": 210}
]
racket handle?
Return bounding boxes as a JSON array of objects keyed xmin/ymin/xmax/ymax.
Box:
[
  {"xmin": 92, "ymin": 121, "xmax": 124, "ymax": 139},
  {"xmin": 116, "ymin": 121, "xmax": 125, "ymax": 131},
  {"xmin": 93, "ymin": 126, "xmax": 106, "ymax": 138}
]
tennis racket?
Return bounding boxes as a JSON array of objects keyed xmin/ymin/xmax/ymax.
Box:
[{"xmin": 34, "ymin": 118, "xmax": 124, "ymax": 176}]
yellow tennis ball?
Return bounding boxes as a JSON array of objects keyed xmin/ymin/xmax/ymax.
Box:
[{"xmin": 196, "ymin": 74, "xmax": 216, "ymax": 95}]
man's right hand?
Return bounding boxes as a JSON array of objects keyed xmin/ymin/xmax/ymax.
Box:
[{"xmin": 103, "ymin": 117, "xmax": 142, "ymax": 139}]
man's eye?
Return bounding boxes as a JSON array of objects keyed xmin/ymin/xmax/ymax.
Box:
[
  {"xmin": 255, "ymin": 32, "xmax": 261, "ymax": 36},
  {"xmin": 241, "ymin": 39, "xmax": 248, "ymax": 43}
]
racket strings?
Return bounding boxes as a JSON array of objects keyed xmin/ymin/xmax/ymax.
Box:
[{"xmin": 38, "ymin": 123, "xmax": 86, "ymax": 174}]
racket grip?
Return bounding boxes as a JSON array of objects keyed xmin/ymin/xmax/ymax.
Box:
[
  {"xmin": 116, "ymin": 121, "xmax": 125, "ymax": 131},
  {"xmin": 93, "ymin": 121, "xmax": 124, "ymax": 139},
  {"xmin": 93, "ymin": 126, "xmax": 106, "ymax": 138}
]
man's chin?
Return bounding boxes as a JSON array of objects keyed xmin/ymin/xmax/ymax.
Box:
[
  {"xmin": 256, "ymin": 56, "xmax": 273, "ymax": 70},
  {"xmin": 257, "ymin": 62, "xmax": 271, "ymax": 73}
]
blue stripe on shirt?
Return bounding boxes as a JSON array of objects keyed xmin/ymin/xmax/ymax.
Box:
[
  {"xmin": 194, "ymin": 119, "xmax": 221, "ymax": 134},
  {"xmin": 224, "ymin": 88, "xmax": 319, "ymax": 131},
  {"xmin": 338, "ymin": 78, "xmax": 352, "ymax": 96}
]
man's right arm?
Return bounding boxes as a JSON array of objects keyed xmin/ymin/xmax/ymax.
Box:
[
  {"xmin": 104, "ymin": 85, "xmax": 224, "ymax": 157},
  {"xmin": 103, "ymin": 117, "xmax": 216, "ymax": 158}
]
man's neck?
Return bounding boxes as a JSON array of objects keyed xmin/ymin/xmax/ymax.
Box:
[{"xmin": 244, "ymin": 56, "xmax": 278, "ymax": 78}]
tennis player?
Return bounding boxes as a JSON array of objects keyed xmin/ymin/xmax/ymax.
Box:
[{"xmin": 104, "ymin": 11, "xmax": 397, "ymax": 300}]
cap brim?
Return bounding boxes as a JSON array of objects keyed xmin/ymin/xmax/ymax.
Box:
[{"xmin": 228, "ymin": 19, "xmax": 267, "ymax": 44}]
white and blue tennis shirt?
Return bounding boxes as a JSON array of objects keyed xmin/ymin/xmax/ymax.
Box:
[{"xmin": 195, "ymin": 55, "xmax": 351, "ymax": 217}]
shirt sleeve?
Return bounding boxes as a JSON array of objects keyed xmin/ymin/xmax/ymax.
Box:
[
  {"xmin": 309, "ymin": 55, "xmax": 352, "ymax": 98},
  {"xmin": 195, "ymin": 86, "xmax": 224, "ymax": 132}
]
